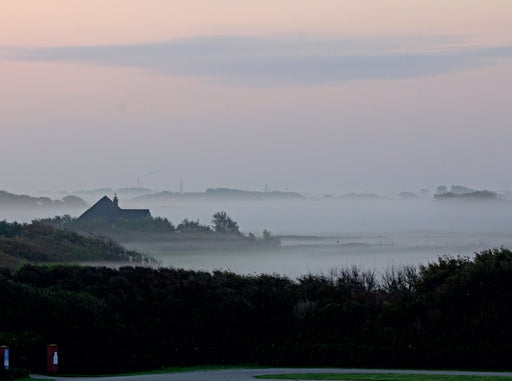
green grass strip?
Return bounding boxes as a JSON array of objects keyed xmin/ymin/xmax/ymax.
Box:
[
  {"xmin": 58, "ymin": 364, "xmax": 261, "ymax": 377},
  {"xmin": 255, "ymin": 374, "xmax": 512, "ymax": 381}
]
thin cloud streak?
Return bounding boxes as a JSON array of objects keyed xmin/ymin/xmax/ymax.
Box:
[{"xmin": 6, "ymin": 35, "xmax": 512, "ymax": 86}]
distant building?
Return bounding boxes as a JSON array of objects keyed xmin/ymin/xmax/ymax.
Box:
[{"xmin": 78, "ymin": 195, "xmax": 151, "ymax": 223}]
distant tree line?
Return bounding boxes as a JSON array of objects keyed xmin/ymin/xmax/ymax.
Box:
[
  {"xmin": 133, "ymin": 187, "xmax": 305, "ymax": 202},
  {"xmin": 2, "ymin": 248, "xmax": 512, "ymax": 373},
  {"xmin": 39, "ymin": 211, "xmax": 240, "ymax": 235},
  {"xmin": 38, "ymin": 212, "xmax": 280, "ymax": 245},
  {"xmin": 434, "ymin": 190, "xmax": 499, "ymax": 201},
  {"xmin": 0, "ymin": 190, "xmax": 87, "ymax": 209}
]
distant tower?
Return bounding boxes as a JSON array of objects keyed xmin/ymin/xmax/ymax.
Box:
[
  {"xmin": 179, "ymin": 180, "xmax": 184, "ymax": 193},
  {"xmin": 264, "ymin": 181, "xmax": 268, "ymax": 193},
  {"xmin": 113, "ymin": 193, "xmax": 119, "ymax": 207},
  {"xmin": 137, "ymin": 178, "xmax": 140, "ymax": 188}
]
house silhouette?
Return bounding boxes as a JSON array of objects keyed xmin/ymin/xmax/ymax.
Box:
[{"xmin": 78, "ymin": 195, "xmax": 151, "ymax": 222}]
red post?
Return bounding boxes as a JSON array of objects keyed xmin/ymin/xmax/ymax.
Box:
[
  {"xmin": 0, "ymin": 346, "xmax": 9, "ymax": 370},
  {"xmin": 46, "ymin": 344, "xmax": 58, "ymax": 374}
]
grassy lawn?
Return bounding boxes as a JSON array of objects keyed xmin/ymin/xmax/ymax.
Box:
[
  {"xmin": 56, "ymin": 364, "xmax": 261, "ymax": 377},
  {"xmin": 255, "ymin": 374, "xmax": 512, "ymax": 381},
  {"xmin": 116, "ymin": 364, "xmax": 261, "ymax": 376}
]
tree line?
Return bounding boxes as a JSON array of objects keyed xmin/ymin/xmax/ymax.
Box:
[
  {"xmin": 1, "ymin": 248, "xmax": 512, "ymax": 373},
  {"xmin": 38, "ymin": 212, "xmax": 281, "ymax": 245}
]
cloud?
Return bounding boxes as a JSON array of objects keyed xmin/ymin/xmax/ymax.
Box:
[{"xmin": 6, "ymin": 35, "xmax": 512, "ymax": 86}]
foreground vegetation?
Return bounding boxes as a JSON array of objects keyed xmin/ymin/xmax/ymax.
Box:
[
  {"xmin": 0, "ymin": 368, "xmax": 30, "ymax": 381},
  {"xmin": 1, "ymin": 247, "xmax": 512, "ymax": 373},
  {"xmin": 0, "ymin": 220, "xmax": 155, "ymax": 268}
]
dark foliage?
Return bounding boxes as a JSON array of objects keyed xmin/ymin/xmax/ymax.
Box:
[
  {"xmin": 40, "ymin": 213, "xmax": 277, "ymax": 246},
  {"xmin": 176, "ymin": 218, "xmax": 212, "ymax": 234},
  {"xmin": 2, "ymin": 249, "xmax": 512, "ymax": 373},
  {"xmin": 39, "ymin": 215, "xmax": 175, "ymax": 234},
  {"xmin": 212, "ymin": 211, "xmax": 240, "ymax": 235},
  {"xmin": 0, "ymin": 368, "xmax": 29, "ymax": 380}
]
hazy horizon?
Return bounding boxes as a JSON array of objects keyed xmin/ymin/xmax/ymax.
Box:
[
  {"xmin": 2, "ymin": 1, "xmax": 512, "ymax": 195},
  {"xmin": 3, "ymin": 184, "xmax": 512, "ymax": 275}
]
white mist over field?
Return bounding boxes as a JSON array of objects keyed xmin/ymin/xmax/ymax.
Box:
[
  {"xmin": 108, "ymin": 197, "xmax": 512, "ymax": 276},
  {"xmin": 3, "ymin": 192, "xmax": 512, "ymax": 276}
]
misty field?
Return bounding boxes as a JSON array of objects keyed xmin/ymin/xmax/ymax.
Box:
[
  {"xmin": 124, "ymin": 230, "xmax": 511, "ymax": 277},
  {"xmin": 10, "ymin": 196, "xmax": 512, "ymax": 276},
  {"xmin": 48, "ymin": 197, "xmax": 499, "ymax": 276}
]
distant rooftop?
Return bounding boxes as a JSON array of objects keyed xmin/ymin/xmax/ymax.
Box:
[{"xmin": 78, "ymin": 195, "xmax": 151, "ymax": 222}]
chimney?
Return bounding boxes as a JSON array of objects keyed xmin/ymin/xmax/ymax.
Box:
[{"xmin": 113, "ymin": 194, "xmax": 119, "ymax": 207}]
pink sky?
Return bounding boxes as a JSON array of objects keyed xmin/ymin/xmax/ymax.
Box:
[
  {"xmin": 1, "ymin": 1, "xmax": 512, "ymax": 195},
  {"xmin": 2, "ymin": 1, "xmax": 512, "ymax": 46}
]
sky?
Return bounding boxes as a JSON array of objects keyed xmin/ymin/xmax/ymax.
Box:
[{"xmin": 1, "ymin": 0, "xmax": 512, "ymax": 196}]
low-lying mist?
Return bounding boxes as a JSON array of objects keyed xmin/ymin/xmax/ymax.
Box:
[
  {"xmin": 118, "ymin": 197, "xmax": 512, "ymax": 277},
  {"xmin": 122, "ymin": 196, "xmax": 512, "ymax": 237},
  {"xmin": 4, "ymin": 193, "xmax": 512, "ymax": 277}
]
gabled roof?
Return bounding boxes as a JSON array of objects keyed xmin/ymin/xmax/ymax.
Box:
[
  {"xmin": 78, "ymin": 196, "xmax": 151, "ymax": 222},
  {"xmin": 119, "ymin": 209, "xmax": 151, "ymax": 219}
]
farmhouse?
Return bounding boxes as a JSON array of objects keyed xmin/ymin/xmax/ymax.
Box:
[{"xmin": 78, "ymin": 195, "xmax": 151, "ymax": 222}]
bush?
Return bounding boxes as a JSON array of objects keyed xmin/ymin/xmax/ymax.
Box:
[
  {"xmin": 3, "ymin": 248, "xmax": 512, "ymax": 372},
  {"xmin": 0, "ymin": 368, "xmax": 29, "ymax": 380}
]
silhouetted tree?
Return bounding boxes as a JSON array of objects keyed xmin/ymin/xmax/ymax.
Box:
[{"xmin": 211, "ymin": 211, "xmax": 240, "ymax": 235}]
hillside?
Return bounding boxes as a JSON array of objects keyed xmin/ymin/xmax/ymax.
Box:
[
  {"xmin": 0, "ymin": 190, "xmax": 87, "ymax": 209},
  {"xmin": 0, "ymin": 220, "xmax": 156, "ymax": 268}
]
